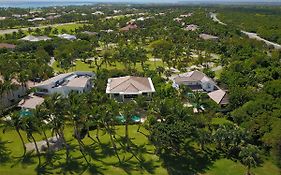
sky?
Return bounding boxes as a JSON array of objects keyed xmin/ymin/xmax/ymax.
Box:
[
  {"xmin": 0, "ymin": 0, "xmax": 281, "ymax": 3},
  {"xmin": 1, "ymin": 0, "xmax": 281, "ymax": 2}
]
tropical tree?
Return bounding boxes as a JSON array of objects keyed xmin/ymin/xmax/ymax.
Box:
[
  {"xmin": 239, "ymin": 144, "xmax": 260, "ymax": 175},
  {"xmin": 3, "ymin": 112, "xmax": 26, "ymax": 157}
]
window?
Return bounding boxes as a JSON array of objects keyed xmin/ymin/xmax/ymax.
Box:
[{"xmin": 124, "ymin": 94, "xmax": 138, "ymax": 98}]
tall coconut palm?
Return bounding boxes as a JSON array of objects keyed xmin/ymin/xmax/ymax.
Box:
[
  {"xmin": 68, "ymin": 92, "xmax": 90, "ymax": 164},
  {"xmin": 33, "ymin": 106, "xmax": 50, "ymax": 150},
  {"xmin": 44, "ymin": 94, "xmax": 70, "ymax": 163},
  {"xmin": 121, "ymin": 101, "xmax": 137, "ymax": 149},
  {"xmin": 2, "ymin": 112, "xmax": 26, "ymax": 157},
  {"xmin": 21, "ymin": 113, "xmax": 41, "ymax": 166}
]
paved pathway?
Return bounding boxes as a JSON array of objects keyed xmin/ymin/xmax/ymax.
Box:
[
  {"xmin": 48, "ymin": 57, "xmax": 55, "ymax": 66},
  {"xmin": 210, "ymin": 13, "xmax": 281, "ymax": 50}
]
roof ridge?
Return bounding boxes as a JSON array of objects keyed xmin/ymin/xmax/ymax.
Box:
[
  {"xmin": 124, "ymin": 82, "xmax": 140, "ymax": 92},
  {"xmin": 110, "ymin": 76, "xmax": 131, "ymax": 91}
]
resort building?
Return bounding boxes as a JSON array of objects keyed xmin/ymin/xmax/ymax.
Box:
[
  {"xmin": 0, "ymin": 43, "xmax": 16, "ymax": 49},
  {"xmin": 207, "ymin": 89, "xmax": 229, "ymax": 105},
  {"xmin": 0, "ymin": 77, "xmax": 28, "ymax": 111},
  {"xmin": 180, "ymin": 13, "xmax": 193, "ymax": 17},
  {"xmin": 57, "ymin": 34, "xmax": 77, "ymax": 40},
  {"xmin": 184, "ymin": 24, "xmax": 199, "ymax": 31},
  {"xmin": 27, "ymin": 17, "xmax": 46, "ymax": 22},
  {"xmin": 120, "ymin": 23, "xmax": 138, "ymax": 32},
  {"xmin": 82, "ymin": 31, "xmax": 98, "ymax": 36},
  {"xmin": 18, "ymin": 94, "xmax": 45, "ymax": 110},
  {"xmin": 106, "ymin": 76, "xmax": 155, "ymax": 102},
  {"xmin": 92, "ymin": 11, "xmax": 104, "ymax": 15},
  {"xmin": 171, "ymin": 70, "xmax": 228, "ymax": 105},
  {"xmin": 172, "ymin": 70, "xmax": 217, "ymax": 92},
  {"xmin": 199, "ymin": 33, "xmax": 219, "ymax": 41},
  {"xmin": 34, "ymin": 71, "xmax": 94, "ymax": 97},
  {"xmin": 20, "ymin": 35, "xmax": 51, "ymax": 42}
]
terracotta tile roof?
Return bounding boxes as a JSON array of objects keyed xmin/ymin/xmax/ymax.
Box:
[
  {"xmin": 106, "ymin": 76, "xmax": 155, "ymax": 94},
  {"xmin": 120, "ymin": 23, "xmax": 138, "ymax": 31},
  {"xmin": 174, "ymin": 71, "xmax": 212, "ymax": 83},
  {"xmin": 18, "ymin": 94, "xmax": 44, "ymax": 109},
  {"xmin": 208, "ymin": 89, "xmax": 229, "ymax": 105},
  {"xmin": 199, "ymin": 33, "xmax": 219, "ymax": 40},
  {"xmin": 0, "ymin": 43, "xmax": 16, "ymax": 49}
]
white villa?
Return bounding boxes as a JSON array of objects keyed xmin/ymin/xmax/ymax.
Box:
[
  {"xmin": 184, "ymin": 24, "xmax": 199, "ymax": 31},
  {"xmin": 172, "ymin": 70, "xmax": 217, "ymax": 92},
  {"xmin": 199, "ymin": 33, "xmax": 219, "ymax": 41},
  {"xmin": 171, "ymin": 70, "xmax": 228, "ymax": 105},
  {"xmin": 58, "ymin": 34, "xmax": 77, "ymax": 40},
  {"xmin": 34, "ymin": 71, "xmax": 94, "ymax": 97},
  {"xmin": 20, "ymin": 35, "xmax": 51, "ymax": 42},
  {"xmin": 106, "ymin": 76, "xmax": 155, "ymax": 102}
]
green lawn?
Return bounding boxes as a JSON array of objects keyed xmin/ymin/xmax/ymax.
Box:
[
  {"xmin": 53, "ymin": 23, "xmax": 85, "ymax": 33},
  {"xmin": 0, "ymin": 124, "xmax": 279, "ymax": 175},
  {"xmin": 52, "ymin": 60, "xmax": 167, "ymax": 73}
]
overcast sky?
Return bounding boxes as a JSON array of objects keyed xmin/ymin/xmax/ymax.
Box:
[
  {"xmin": 1, "ymin": 0, "xmax": 280, "ymax": 2},
  {"xmin": 1, "ymin": 0, "xmax": 280, "ymax": 3}
]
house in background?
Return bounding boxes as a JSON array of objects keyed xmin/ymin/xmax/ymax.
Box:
[
  {"xmin": 171, "ymin": 70, "xmax": 228, "ymax": 105},
  {"xmin": 18, "ymin": 94, "xmax": 44, "ymax": 110},
  {"xmin": 58, "ymin": 34, "xmax": 77, "ymax": 40},
  {"xmin": 120, "ymin": 22, "xmax": 138, "ymax": 32},
  {"xmin": 207, "ymin": 89, "xmax": 229, "ymax": 105},
  {"xmin": 184, "ymin": 24, "xmax": 199, "ymax": 31},
  {"xmin": 106, "ymin": 76, "xmax": 155, "ymax": 102},
  {"xmin": 171, "ymin": 70, "xmax": 217, "ymax": 92},
  {"xmin": 0, "ymin": 43, "xmax": 16, "ymax": 49},
  {"xmin": 199, "ymin": 33, "xmax": 219, "ymax": 41},
  {"xmin": 20, "ymin": 35, "xmax": 51, "ymax": 42},
  {"xmin": 34, "ymin": 71, "xmax": 94, "ymax": 97},
  {"xmin": 0, "ymin": 77, "xmax": 28, "ymax": 112}
]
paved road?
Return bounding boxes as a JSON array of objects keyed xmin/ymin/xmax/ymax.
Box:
[
  {"xmin": 210, "ymin": 12, "xmax": 227, "ymax": 26},
  {"xmin": 0, "ymin": 22, "xmax": 77, "ymax": 35},
  {"xmin": 48, "ymin": 57, "xmax": 55, "ymax": 66},
  {"xmin": 210, "ymin": 13, "xmax": 281, "ymax": 50}
]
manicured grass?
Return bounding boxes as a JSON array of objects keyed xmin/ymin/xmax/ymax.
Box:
[
  {"xmin": 0, "ymin": 125, "xmax": 168, "ymax": 175},
  {"xmin": 204, "ymin": 158, "xmax": 280, "ymax": 175},
  {"xmin": 52, "ymin": 60, "xmax": 167, "ymax": 73},
  {"xmin": 53, "ymin": 23, "xmax": 85, "ymax": 33},
  {"xmin": 0, "ymin": 124, "xmax": 279, "ymax": 175}
]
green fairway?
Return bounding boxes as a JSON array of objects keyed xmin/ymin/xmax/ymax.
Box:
[
  {"xmin": 53, "ymin": 23, "xmax": 85, "ymax": 33},
  {"xmin": 0, "ymin": 124, "xmax": 279, "ymax": 175},
  {"xmin": 52, "ymin": 60, "xmax": 167, "ymax": 73}
]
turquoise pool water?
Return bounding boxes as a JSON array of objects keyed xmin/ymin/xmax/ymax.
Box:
[{"xmin": 115, "ymin": 115, "xmax": 141, "ymax": 123}]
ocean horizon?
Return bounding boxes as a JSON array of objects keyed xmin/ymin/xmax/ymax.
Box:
[{"xmin": 0, "ymin": 1, "xmax": 96, "ymax": 8}]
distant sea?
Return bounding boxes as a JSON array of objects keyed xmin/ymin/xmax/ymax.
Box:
[{"xmin": 0, "ymin": 1, "xmax": 96, "ymax": 8}]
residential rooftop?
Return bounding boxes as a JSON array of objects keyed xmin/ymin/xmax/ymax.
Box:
[
  {"xmin": 20, "ymin": 35, "xmax": 52, "ymax": 42},
  {"xmin": 106, "ymin": 76, "xmax": 155, "ymax": 94}
]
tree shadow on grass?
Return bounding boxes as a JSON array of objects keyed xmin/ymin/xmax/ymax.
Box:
[
  {"xmin": 0, "ymin": 139, "xmax": 11, "ymax": 164},
  {"xmin": 160, "ymin": 145, "xmax": 219, "ymax": 175},
  {"xmin": 11, "ymin": 151, "xmax": 37, "ymax": 168},
  {"xmin": 105, "ymin": 136, "xmax": 160, "ymax": 175}
]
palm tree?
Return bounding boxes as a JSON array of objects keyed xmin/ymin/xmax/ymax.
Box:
[
  {"xmin": 239, "ymin": 144, "xmax": 260, "ymax": 175},
  {"xmin": 44, "ymin": 94, "xmax": 70, "ymax": 163},
  {"xmin": 68, "ymin": 92, "xmax": 90, "ymax": 164},
  {"xmin": 33, "ymin": 106, "xmax": 50, "ymax": 150},
  {"xmin": 21, "ymin": 113, "xmax": 41, "ymax": 166},
  {"xmin": 3, "ymin": 112, "xmax": 26, "ymax": 156},
  {"xmin": 121, "ymin": 101, "xmax": 137, "ymax": 149}
]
